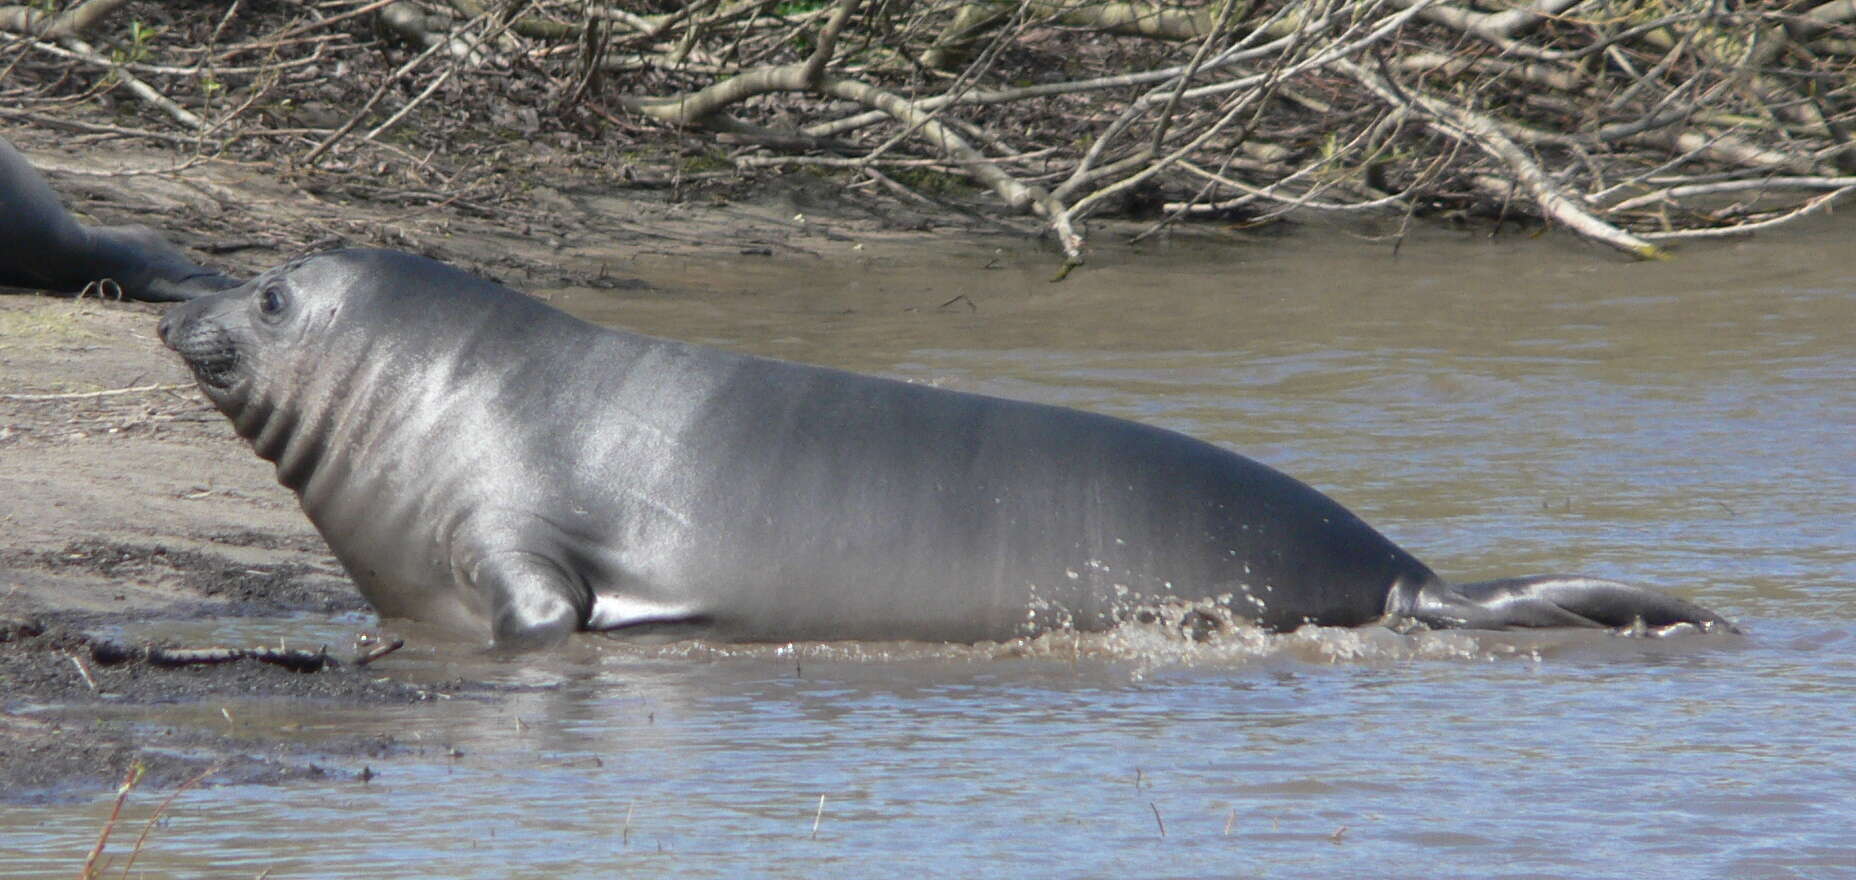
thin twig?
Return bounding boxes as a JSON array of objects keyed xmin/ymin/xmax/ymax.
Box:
[
  {"xmin": 1, "ymin": 383, "xmax": 191, "ymax": 401},
  {"xmin": 118, "ymin": 764, "xmax": 219, "ymax": 878},
  {"xmin": 1638, "ymin": 184, "xmax": 1855, "ymax": 240},
  {"xmin": 79, "ymin": 763, "xmax": 144, "ymax": 880},
  {"xmin": 68, "ymin": 652, "xmax": 100, "ymax": 691}
]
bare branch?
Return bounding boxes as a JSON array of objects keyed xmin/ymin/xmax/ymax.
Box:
[{"xmin": 1334, "ymin": 56, "xmax": 1666, "ymax": 259}]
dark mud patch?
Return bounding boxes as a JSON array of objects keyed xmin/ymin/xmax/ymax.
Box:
[
  {"xmin": 195, "ymin": 529, "xmax": 333, "ymax": 555},
  {"xmin": 1, "ymin": 619, "xmax": 412, "ymax": 704},
  {"xmin": 0, "ymin": 615, "xmax": 520, "ymax": 804},
  {"xmin": 0, "ymin": 538, "xmax": 532, "ymax": 804},
  {"xmin": 6, "ymin": 539, "xmax": 365, "ymax": 616},
  {"xmin": 0, "ymin": 713, "xmax": 368, "ymax": 806}
]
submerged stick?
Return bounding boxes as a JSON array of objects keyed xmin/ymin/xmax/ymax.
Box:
[{"xmin": 86, "ymin": 640, "xmax": 366, "ymax": 673}]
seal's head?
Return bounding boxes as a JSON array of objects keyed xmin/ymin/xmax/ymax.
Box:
[
  {"xmin": 159, "ymin": 253, "xmax": 330, "ymax": 408},
  {"xmin": 158, "ymin": 248, "xmax": 564, "ymax": 484},
  {"xmin": 156, "ymin": 250, "xmax": 410, "ymax": 483}
]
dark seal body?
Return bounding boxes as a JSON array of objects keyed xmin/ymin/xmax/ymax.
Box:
[
  {"xmin": 1, "ymin": 136, "xmax": 234, "ymax": 301},
  {"xmin": 159, "ymin": 250, "xmax": 1734, "ymax": 649}
]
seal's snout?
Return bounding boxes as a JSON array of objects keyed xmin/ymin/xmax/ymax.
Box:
[{"xmin": 159, "ymin": 300, "xmax": 242, "ymax": 389}]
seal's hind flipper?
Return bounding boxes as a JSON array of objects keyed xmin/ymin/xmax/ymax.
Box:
[
  {"xmin": 87, "ymin": 224, "xmax": 240, "ymax": 302},
  {"xmin": 1401, "ymin": 575, "xmax": 1738, "ymax": 634},
  {"xmin": 1, "ymin": 136, "xmax": 237, "ymax": 301}
]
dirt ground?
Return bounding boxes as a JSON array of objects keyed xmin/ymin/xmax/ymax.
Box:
[{"xmin": 0, "ymin": 128, "xmax": 977, "ymax": 802}]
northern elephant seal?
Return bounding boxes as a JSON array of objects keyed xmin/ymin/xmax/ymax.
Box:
[
  {"xmin": 158, "ymin": 249, "xmax": 1735, "ymax": 649},
  {"xmin": 1, "ymin": 136, "xmax": 235, "ymax": 302}
]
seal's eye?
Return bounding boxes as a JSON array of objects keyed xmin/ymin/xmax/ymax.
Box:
[{"xmin": 258, "ymin": 284, "xmax": 286, "ymax": 317}]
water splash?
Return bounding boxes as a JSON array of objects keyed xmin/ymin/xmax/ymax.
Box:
[{"xmin": 585, "ymin": 617, "xmax": 1728, "ymax": 677}]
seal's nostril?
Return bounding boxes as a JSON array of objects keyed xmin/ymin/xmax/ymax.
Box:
[{"xmin": 156, "ymin": 312, "xmax": 172, "ymax": 340}]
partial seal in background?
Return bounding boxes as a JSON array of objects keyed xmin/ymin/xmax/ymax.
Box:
[
  {"xmin": 0, "ymin": 135, "xmax": 235, "ymax": 302},
  {"xmin": 159, "ymin": 250, "xmax": 1737, "ymax": 650}
]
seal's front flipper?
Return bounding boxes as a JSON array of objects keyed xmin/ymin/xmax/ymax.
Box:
[
  {"xmin": 1401, "ymin": 575, "xmax": 1738, "ymax": 634},
  {"xmin": 469, "ymin": 552, "xmax": 591, "ymax": 652}
]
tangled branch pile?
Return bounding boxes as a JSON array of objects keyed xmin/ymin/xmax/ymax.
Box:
[{"xmin": 4, "ymin": 0, "xmax": 1853, "ymax": 263}]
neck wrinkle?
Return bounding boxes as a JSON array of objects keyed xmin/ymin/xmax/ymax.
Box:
[{"xmin": 241, "ymin": 336, "xmax": 373, "ymax": 495}]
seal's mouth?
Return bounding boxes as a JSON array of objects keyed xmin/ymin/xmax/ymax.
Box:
[
  {"xmin": 185, "ymin": 345, "xmax": 240, "ymax": 389},
  {"xmin": 157, "ymin": 307, "xmax": 241, "ymax": 390}
]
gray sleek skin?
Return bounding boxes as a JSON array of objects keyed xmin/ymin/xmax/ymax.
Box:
[
  {"xmin": 158, "ymin": 250, "xmax": 1735, "ymax": 649},
  {"xmin": 0, "ymin": 136, "xmax": 235, "ymax": 302}
]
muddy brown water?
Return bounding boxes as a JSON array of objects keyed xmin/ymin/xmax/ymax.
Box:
[{"xmin": 4, "ymin": 222, "xmax": 1853, "ymax": 877}]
